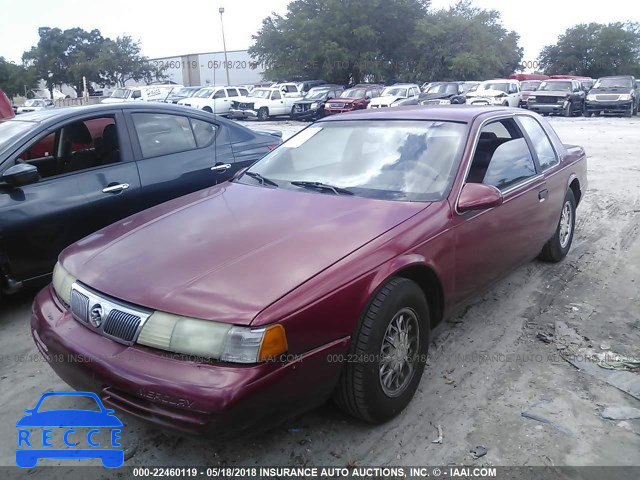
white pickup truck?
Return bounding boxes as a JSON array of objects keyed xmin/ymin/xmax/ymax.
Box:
[{"xmin": 229, "ymin": 85, "xmax": 303, "ymax": 120}]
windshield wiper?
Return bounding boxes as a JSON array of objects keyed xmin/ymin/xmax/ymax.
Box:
[
  {"xmin": 243, "ymin": 171, "xmax": 279, "ymax": 187},
  {"xmin": 290, "ymin": 181, "xmax": 354, "ymax": 195}
]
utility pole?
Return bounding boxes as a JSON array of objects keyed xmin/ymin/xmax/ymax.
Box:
[{"xmin": 219, "ymin": 7, "xmax": 231, "ymax": 86}]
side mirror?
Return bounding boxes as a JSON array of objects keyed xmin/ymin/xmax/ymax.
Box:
[
  {"xmin": 2, "ymin": 163, "xmax": 40, "ymax": 187},
  {"xmin": 457, "ymin": 183, "xmax": 503, "ymax": 212}
]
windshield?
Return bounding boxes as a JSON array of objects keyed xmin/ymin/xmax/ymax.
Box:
[
  {"xmin": 594, "ymin": 77, "xmax": 632, "ymax": 88},
  {"xmin": 539, "ymin": 81, "xmax": 571, "ymax": 92},
  {"xmin": 521, "ymin": 81, "xmax": 541, "ymax": 91},
  {"xmin": 0, "ymin": 120, "xmax": 36, "ymax": 145},
  {"xmin": 24, "ymin": 100, "xmax": 45, "ymax": 107},
  {"xmin": 478, "ymin": 82, "xmax": 509, "ymax": 93},
  {"xmin": 382, "ymin": 87, "xmax": 408, "ymax": 97},
  {"xmin": 249, "ymin": 89, "xmax": 272, "ymax": 98},
  {"xmin": 194, "ymin": 88, "xmax": 215, "ymax": 98},
  {"xmin": 304, "ymin": 90, "xmax": 328, "ymax": 101},
  {"xmin": 173, "ymin": 87, "xmax": 199, "ymax": 97},
  {"xmin": 111, "ymin": 88, "xmax": 130, "ymax": 99},
  {"xmin": 243, "ymin": 120, "xmax": 466, "ymax": 202},
  {"xmin": 342, "ymin": 89, "xmax": 366, "ymax": 99},
  {"xmin": 427, "ymin": 84, "xmax": 459, "ymax": 94}
]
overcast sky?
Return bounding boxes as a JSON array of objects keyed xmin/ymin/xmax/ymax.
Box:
[{"xmin": 0, "ymin": 0, "xmax": 637, "ymax": 65}]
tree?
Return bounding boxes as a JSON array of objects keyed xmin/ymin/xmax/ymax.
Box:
[
  {"xmin": 249, "ymin": 0, "xmax": 431, "ymax": 84},
  {"xmin": 538, "ymin": 22, "xmax": 640, "ymax": 78},
  {"xmin": 64, "ymin": 28, "xmax": 105, "ymax": 95},
  {"xmin": 249, "ymin": 0, "xmax": 522, "ymax": 83},
  {"xmin": 0, "ymin": 58, "xmax": 39, "ymax": 97},
  {"xmin": 22, "ymin": 27, "xmax": 69, "ymax": 98},
  {"xmin": 97, "ymin": 36, "xmax": 166, "ymax": 87}
]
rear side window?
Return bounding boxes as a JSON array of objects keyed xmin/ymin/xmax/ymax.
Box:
[
  {"xmin": 226, "ymin": 88, "xmax": 239, "ymax": 97},
  {"xmin": 518, "ymin": 116, "xmax": 558, "ymax": 171},
  {"xmin": 132, "ymin": 113, "xmax": 196, "ymax": 158},
  {"xmin": 238, "ymin": 88, "xmax": 249, "ymax": 96},
  {"xmin": 190, "ymin": 118, "xmax": 218, "ymax": 148}
]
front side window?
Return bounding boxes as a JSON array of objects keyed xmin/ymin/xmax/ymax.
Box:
[
  {"xmin": 467, "ymin": 118, "xmax": 537, "ymax": 190},
  {"xmin": 272, "ymin": 91, "xmax": 282, "ymax": 100},
  {"xmin": 212, "ymin": 90, "xmax": 226, "ymax": 99},
  {"xmin": 132, "ymin": 113, "xmax": 196, "ymax": 158},
  {"xmin": 519, "ymin": 116, "xmax": 558, "ymax": 171},
  {"xmin": 244, "ymin": 120, "xmax": 467, "ymax": 202}
]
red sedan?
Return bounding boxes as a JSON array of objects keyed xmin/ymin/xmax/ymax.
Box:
[{"xmin": 32, "ymin": 106, "xmax": 587, "ymax": 435}]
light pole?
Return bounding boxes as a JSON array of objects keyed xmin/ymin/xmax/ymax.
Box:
[{"xmin": 219, "ymin": 7, "xmax": 231, "ymax": 86}]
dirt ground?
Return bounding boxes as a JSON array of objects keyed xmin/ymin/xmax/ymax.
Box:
[{"xmin": 1, "ymin": 115, "xmax": 639, "ymax": 477}]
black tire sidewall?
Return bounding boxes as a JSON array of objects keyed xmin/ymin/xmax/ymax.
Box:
[
  {"xmin": 552, "ymin": 190, "xmax": 577, "ymax": 259},
  {"xmin": 258, "ymin": 108, "xmax": 268, "ymax": 121},
  {"xmin": 354, "ymin": 279, "xmax": 430, "ymax": 422}
]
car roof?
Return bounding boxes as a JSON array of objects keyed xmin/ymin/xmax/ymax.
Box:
[{"xmin": 319, "ymin": 104, "xmax": 512, "ymax": 123}]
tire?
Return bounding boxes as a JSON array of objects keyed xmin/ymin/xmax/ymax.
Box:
[
  {"xmin": 202, "ymin": 107, "xmax": 213, "ymax": 114},
  {"xmin": 257, "ymin": 107, "xmax": 269, "ymax": 121},
  {"xmin": 624, "ymin": 102, "xmax": 633, "ymax": 118},
  {"xmin": 333, "ymin": 277, "xmax": 430, "ymax": 423},
  {"xmin": 583, "ymin": 110, "xmax": 592, "ymax": 117},
  {"xmin": 563, "ymin": 102, "xmax": 573, "ymax": 117},
  {"xmin": 539, "ymin": 189, "xmax": 576, "ymax": 263}
]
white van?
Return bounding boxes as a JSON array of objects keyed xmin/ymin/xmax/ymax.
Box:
[{"xmin": 101, "ymin": 85, "xmax": 183, "ymax": 104}]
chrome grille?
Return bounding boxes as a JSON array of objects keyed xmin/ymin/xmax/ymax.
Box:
[
  {"xmin": 70, "ymin": 283, "xmax": 152, "ymax": 346},
  {"xmin": 70, "ymin": 289, "xmax": 89, "ymax": 323},
  {"xmin": 328, "ymin": 103, "xmax": 344, "ymax": 108},
  {"xmin": 595, "ymin": 94, "xmax": 620, "ymax": 101},
  {"xmin": 103, "ymin": 310, "xmax": 141, "ymax": 343}
]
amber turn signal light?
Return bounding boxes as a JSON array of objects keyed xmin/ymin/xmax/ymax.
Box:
[{"xmin": 258, "ymin": 324, "xmax": 288, "ymax": 361}]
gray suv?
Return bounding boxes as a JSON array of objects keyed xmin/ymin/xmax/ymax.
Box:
[{"xmin": 585, "ymin": 76, "xmax": 638, "ymax": 117}]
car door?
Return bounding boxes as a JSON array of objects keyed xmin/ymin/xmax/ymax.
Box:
[
  {"xmin": 127, "ymin": 110, "xmax": 235, "ymax": 209},
  {"xmin": 212, "ymin": 89, "xmax": 228, "ymax": 114},
  {"xmin": 222, "ymin": 88, "xmax": 240, "ymax": 115},
  {"xmin": 506, "ymin": 83, "xmax": 520, "ymax": 107},
  {"xmin": 271, "ymin": 90, "xmax": 286, "ymax": 115},
  {"xmin": 451, "ymin": 117, "xmax": 549, "ymax": 302},
  {"xmin": 0, "ymin": 110, "xmax": 141, "ymax": 284}
]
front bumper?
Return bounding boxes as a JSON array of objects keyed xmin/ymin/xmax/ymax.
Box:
[
  {"xmin": 528, "ymin": 103, "xmax": 566, "ymax": 114},
  {"xmin": 585, "ymin": 100, "xmax": 633, "ymax": 114},
  {"xmin": 290, "ymin": 109, "xmax": 319, "ymax": 120},
  {"xmin": 31, "ymin": 286, "xmax": 348, "ymax": 436},
  {"xmin": 324, "ymin": 106, "xmax": 356, "ymax": 115},
  {"xmin": 229, "ymin": 108, "xmax": 258, "ymax": 119}
]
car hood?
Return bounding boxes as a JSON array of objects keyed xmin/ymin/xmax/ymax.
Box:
[
  {"xmin": 466, "ymin": 89, "xmax": 507, "ymax": 98},
  {"xmin": 532, "ymin": 90, "xmax": 569, "ymax": 97},
  {"xmin": 589, "ymin": 87, "xmax": 633, "ymax": 94},
  {"xmin": 327, "ymin": 98, "xmax": 362, "ymax": 105},
  {"xmin": 369, "ymin": 96, "xmax": 403, "ymax": 105},
  {"xmin": 420, "ymin": 92, "xmax": 454, "ymax": 101},
  {"xmin": 61, "ymin": 182, "xmax": 428, "ymax": 324}
]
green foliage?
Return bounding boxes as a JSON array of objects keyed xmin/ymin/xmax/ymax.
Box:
[
  {"xmin": 249, "ymin": 0, "xmax": 522, "ymax": 83},
  {"xmin": 538, "ymin": 22, "xmax": 640, "ymax": 78},
  {"xmin": 97, "ymin": 36, "xmax": 166, "ymax": 87},
  {"xmin": 0, "ymin": 58, "xmax": 39, "ymax": 97},
  {"xmin": 21, "ymin": 27, "xmax": 166, "ymax": 96}
]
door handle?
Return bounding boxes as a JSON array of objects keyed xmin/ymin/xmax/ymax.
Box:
[
  {"xmin": 211, "ymin": 163, "xmax": 231, "ymax": 172},
  {"xmin": 538, "ymin": 189, "xmax": 549, "ymax": 202},
  {"xmin": 102, "ymin": 183, "xmax": 129, "ymax": 193}
]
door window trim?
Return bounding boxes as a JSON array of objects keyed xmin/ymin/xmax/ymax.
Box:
[
  {"xmin": 453, "ymin": 113, "xmax": 543, "ymax": 216},
  {"xmin": 5, "ymin": 113, "xmax": 128, "ymax": 181}
]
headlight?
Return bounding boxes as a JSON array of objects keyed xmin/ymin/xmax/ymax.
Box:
[
  {"xmin": 137, "ymin": 311, "xmax": 288, "ymax": 363},
  {"xmin": 587, "ymin": 94, "xmax": 596, "ymax": 101},
  {"xmin": 52, "ymin": 262, "xmax": 76, "ymax": 305},
  {"xmin": 619, "ymin": 94, "xmax": 632, "ymax": 101},
  {"xmin": 528, "ymin": 96, "xmax": 536, "ymax": 101},
  {"xmin": 310, "ymin": 102, "xmax": 319, "ymax": 109}
]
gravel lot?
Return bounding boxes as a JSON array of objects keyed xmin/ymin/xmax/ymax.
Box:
[{"xmin": 1, "ymin": 115, "xmax": 639, "ymax": 476}]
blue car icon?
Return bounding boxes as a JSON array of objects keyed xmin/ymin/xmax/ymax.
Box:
[{"xmin": 16, "ymin": 391, "xmax": 124, "ymax": 468}]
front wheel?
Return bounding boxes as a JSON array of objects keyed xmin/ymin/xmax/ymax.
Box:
[
  {"xmin": 539, "ymin": 189, "xmax": 576, "ymax": 262},
  {"xmin": 583, "ymin": 110, "xmax": 592, "ymax": 117},
  {"xmin": 625, "ymin": 102, "xmax": 634, "ymax": 118},
  {"xmin": 563, "ymin": 102, "xmax": 573, "ymax": 117},
  {"xmin": 333, "ymin": 277, "xmax": 430, "ymax": 423},
  {"xmin": 257, "ymin": 107, "xmax": 269, "ymax": 121}
]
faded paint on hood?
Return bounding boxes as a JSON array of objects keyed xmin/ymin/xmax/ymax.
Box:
[{"xmin": 61, "ymin": 182, "xmax": 429, "ymax": 324}]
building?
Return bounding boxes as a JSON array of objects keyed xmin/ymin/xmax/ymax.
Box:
[{"xmin": 149, "ymin": 49, "xmax": 264, "ymax": 87}]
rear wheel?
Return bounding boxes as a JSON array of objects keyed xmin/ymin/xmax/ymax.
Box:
[
  {"xmin": 333, "ymin": 277, "xmax": 430, "ymax": 423},
  {"xmin": 539, "ymin": 189, "xmax": 576, "ymax": 263}
]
